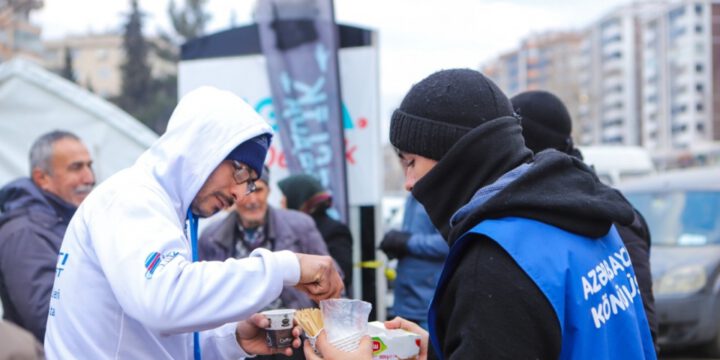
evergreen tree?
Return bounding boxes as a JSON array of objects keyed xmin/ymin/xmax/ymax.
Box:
[
  {"xmin": 60, "ymin": 46, "xmax": 75, "ymax": 83},
  {"xmin": 117, "ymin": 0, "xmax": 152, "ymax": 125},
  {"xmin": 168, "ymin": 0, "xmax": 211, "ymax": 42}
]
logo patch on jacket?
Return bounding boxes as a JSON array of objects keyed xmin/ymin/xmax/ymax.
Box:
[{"xmin": 144, "ymin": 251, "xmax": 179, "ymax": 279}]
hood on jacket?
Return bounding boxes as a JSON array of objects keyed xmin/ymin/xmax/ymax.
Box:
[
  {"xmin": 0, "ymin": 178, "xmax": 76, "ymax": 227},
  {"xmin": 412, "ymin": 117, "xmax": 634, "ymax": 245},
  {"xmin": 133, "ymin": 87, "xmax": 273, "ymax": 221}
]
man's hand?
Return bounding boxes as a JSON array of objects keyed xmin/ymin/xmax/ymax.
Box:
[
  {"xmin": 294, "ymin": 253, "xmax": 344, "ymax": 301},
  {"xmin": 379, "ymin": 230, "xmax": 411, "ymax": 259},
  {"xmin": 235, "ymin": 313, "xmax": 302, "ymax": 356},
  {"xmin": 385, "ymin": 316, "xmax": 429, "ymax": 360},
  {"xmin": 303, "ymin": 330, "xmax": 373, "ymax": 360}
]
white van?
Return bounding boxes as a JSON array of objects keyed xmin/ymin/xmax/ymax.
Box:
[{"xmin": 578, "ymin": 146, "xmax": 655, "ymax": 185}]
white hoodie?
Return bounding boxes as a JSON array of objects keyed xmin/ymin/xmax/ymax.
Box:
[{"xmin": 44, "ymin": 87, "xmax": 300, "ymax": 359}]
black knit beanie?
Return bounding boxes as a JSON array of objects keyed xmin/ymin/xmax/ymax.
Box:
[
  {"xmin": 511, "ymin": 90, "xmax": 573, "ymax": 154},
  {"xmin": 277, "ymin": 174, "xmax": 326, "ymax": 211},
  {"xmin": 389, "ymin": 68, "xmax": 514, "ymax": 161}
]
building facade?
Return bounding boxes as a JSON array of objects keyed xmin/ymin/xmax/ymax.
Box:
[
  {"xmin": 43, "ymin": 34, "xmax": 177, "ymax": 98},
  {"xmin": 578, "ymin": 1, "xmax": 668, "ymax": 146},
  {"xmin": 0, "ymin": 0, "xmax": 44, "ymax": 63},
  {"xmin": 484, "ymin": 0, "xmax": 720, "ymax": 164},
  {"xmin": 641, "ymin": 0, "xmax": 720, "ymax": 157},
  {"xmin": 483, "ymin": 31, "xmax": 584, "ymax": 140}
]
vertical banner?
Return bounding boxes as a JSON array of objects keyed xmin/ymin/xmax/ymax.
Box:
[{"xmin": 256, "ymin": 0, "xmax": 349, "ymax": 223}]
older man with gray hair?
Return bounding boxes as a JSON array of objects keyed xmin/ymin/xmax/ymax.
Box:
[{"xmin": 0, "ymin": 130, "xmax": 95, "ymax": 341}]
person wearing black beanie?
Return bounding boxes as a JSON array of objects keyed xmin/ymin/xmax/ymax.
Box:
[
  {"xmin": 277, "ymin": 174, "xmax": 354, "ymax": 294},
  {"xmin": 511, "ymin": 90, "xmax": 574, "ymax": 154},
  {"xmin": 511, "ymin": 90, "xmax": 659, "ymax": 347},
  {"xmin": 382, "ymin": 69, "xmax": 656, "ymax": 360}
]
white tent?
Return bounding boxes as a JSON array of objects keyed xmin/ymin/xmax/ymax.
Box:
[{"xmin": 0, "ymin": 59, "xmax": 158, "ymax": 185}]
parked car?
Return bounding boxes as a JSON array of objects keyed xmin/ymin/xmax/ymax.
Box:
[
  {"xmin": 620, "ymin": 166, "xmax": 720, "ymax": 355},
  {"xmin": 579, "ymin": 145, "xmax": 655, "ymax": 185}
]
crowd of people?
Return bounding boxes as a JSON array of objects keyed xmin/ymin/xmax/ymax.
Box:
[{"xmin": 0, "ymin": 69, "xmax": 658, "ymax": 359}]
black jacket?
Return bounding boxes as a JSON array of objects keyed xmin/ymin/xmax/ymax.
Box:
[
  {"xmin": 311, "ymin": 211, "xmax": 353, "ymax": 294},
  {"xmin": 616, "ymin": 208, "xmax": 657, "ymax": 341},
  {"xmin": 412, "ymin": 117, "xmax": 638, "ymax": 359},
  {"xmin": 0, "ymin": 178, "xmax": 76, "ymax": 341}
]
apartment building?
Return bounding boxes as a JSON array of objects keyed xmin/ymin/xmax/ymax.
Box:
[
  {"xmin": 0, "ymin": 0, "xmax": 43, "ymax": 63},
  {"xmin": 578, "ymin": 1, "xmax": 668, "ymax": 146},
  {"xmin": 43, "ymin": 34, "xmax": 177, "ymax": 98},
  {"xmin": 641, "ymin": 0, "xmax": 720, "ymax": 153},
  {"xmin": 483, "ymin": 31, "xmax": 584, "ymax": 140}
]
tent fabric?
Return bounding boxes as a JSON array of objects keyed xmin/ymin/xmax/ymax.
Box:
[{"xmin": 0, "ymin": 59, "xmax": 158, "ymax": 185}]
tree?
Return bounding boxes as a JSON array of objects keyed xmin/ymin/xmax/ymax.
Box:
[
  {"xmin": 168, "ymin": 0, "xmax": 211, "ymax": 42},
  {"xmin": 60, "ymin": 46, "xmax": 76, "ymax": 83},
  {"xmin": 115, "ymin": 0, "xmax": 153, "ymax": 128}
]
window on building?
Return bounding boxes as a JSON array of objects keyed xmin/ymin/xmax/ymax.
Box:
[
  {"xmin": 601, "ymin": 18, "xmax": 621, "ymax": 31},
  {"xmin": 696, "ymin": 63, "xmax": 704, "ymax": 73},
  {"xmin": 696, "ymin": 103, "xmax": 704, "ymax": 112},
  {"xmin": 669, "ymin": 6, "xmax": 686, "ymax": 22},
  {"xmin": 602, "ymin": 118, "xmax": 623, "ymax": 128},
  {"xmin": 603, "ymin": 135, "xmax": 624, "ymax": 144},
  {"xmin": 697, "ymin": 122, "xmax": 705, "ymax": 132},
  {"xmin": 671, "ymin": 123, "xmax": 688, "ymax": 133},
  {"xmin": 672, "ymin": 104, "xmax": 688, "ymax": 115},
  {"xmin": 670, "ymin": 26, "xmax": 686, "ymax": 39},
  {"xmin": 603, "ymin": 51, "xmax": 622, "ymax": 61},
  {"xmin": 696, "ymin": 83, "xmax": 704, "ymax": 92},
  {"xmin": 695, "ymin": 24, "xmax": 703, "ymax": 33},
  {"xmin": 695, "ymin": 4, "xmax": 703, "ymax": 15}
]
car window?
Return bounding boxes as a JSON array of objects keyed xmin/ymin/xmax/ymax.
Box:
[{"xmin": 626, "ymin": 191, "xmax": 720, "ymax": 246}]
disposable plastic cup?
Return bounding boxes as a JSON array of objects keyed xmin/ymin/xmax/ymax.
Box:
[
  {"xmin": 306, "ymin": 329, "xmax": 323, "ymax": 356},
  {"xmin": 329, "ymin": 332, "xmax": 363, "ymax": 352},
  {"xmin": 262, "ymin": 309, "xmax": 296, "ymax": 348}
]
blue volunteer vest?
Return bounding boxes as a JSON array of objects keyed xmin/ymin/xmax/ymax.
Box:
[{"xmin": 428, "ymin": 217, "xmax": 656, "ymax": 360}]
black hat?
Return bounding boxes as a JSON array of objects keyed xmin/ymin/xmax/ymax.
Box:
[
  {"xmin": 389, "ymin": 68, "xmax": 514, "ymax": 161},
  {"xmin": 511, "ymin": 90, "xmax": 573, "ymax": 154},
  {"xmin": 277, "ymin": 174, "xmax": 328, "ymax": 212}
]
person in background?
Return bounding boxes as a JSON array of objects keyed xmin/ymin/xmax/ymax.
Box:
[
  {"xmin": 0, "ymin": 130, "xmax": 94, "ymax": 341},
  {"xmin": 199, "ymin": 165, "xmax": 333, "ymax": 360},
  {"xmin": 43, "ymin": 86, "xmax": 343, "ymax": 359},
  {"xmin": 379, "ymin": 193, "xmax": 446, "ymax": 329},
  {"xmin": 511, "ymin": 89, "xmax": 658, "ymax": 343},
  {"xmin": 278, "ymin": 174, "xmax": 353, "ymax": 295}
]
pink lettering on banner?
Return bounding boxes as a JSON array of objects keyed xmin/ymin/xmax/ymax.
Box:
[{"xmin": 267, "ymin": 142, "xmax": 359, "ymax": 168}]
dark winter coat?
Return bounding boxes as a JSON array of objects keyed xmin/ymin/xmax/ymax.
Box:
[
  {"xmin": 198, "ymin": 206, "xmax": 331, "ymax": 309},
  {"xmin": 0, "ymin": 178, "xmax": 76, "ymax": 341},
  {"xmin": 311, "ymin": 211, "xmax": 353, "ymax": 294},
  {"xmin": 617, "ymin": 208, "xmax": 657, "ymax": 341},
  {"xmin": 412, "ymin": 117, "xmax": 644, "ymax": 359}
]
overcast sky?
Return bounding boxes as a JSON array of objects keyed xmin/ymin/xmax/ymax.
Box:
[{"xmin": 33, "ymin": 0, "xmax": 631, "ymax": 135}]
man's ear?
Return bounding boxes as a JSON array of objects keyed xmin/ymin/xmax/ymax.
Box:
[{"xmin": 31, "ymin": 167, "xmax": 50, "ymax": 190}]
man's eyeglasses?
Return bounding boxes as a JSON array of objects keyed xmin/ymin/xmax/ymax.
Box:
[{"xmin": 231, "ymin": 160, "xmax": 258, "ymax": 195}]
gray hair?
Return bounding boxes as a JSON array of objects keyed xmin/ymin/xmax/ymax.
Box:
[{"xmin": 29, "ymin": 130, "xmax": 81, "ymax": 176}]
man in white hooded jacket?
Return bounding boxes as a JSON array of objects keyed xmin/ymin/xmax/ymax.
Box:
[{"xmin": 44, "ymin": 86, "xmax": 344, "ymax": 359}]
